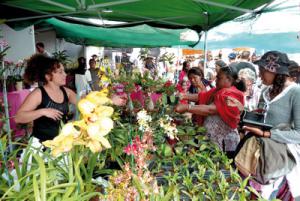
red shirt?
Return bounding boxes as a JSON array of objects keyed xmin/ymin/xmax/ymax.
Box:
[{"xmin": 196, "ymin": 86, "xmax": 244, "ymax": 129}]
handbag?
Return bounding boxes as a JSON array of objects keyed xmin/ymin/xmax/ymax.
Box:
[
  {"xmin": 235, "ymin": 134, "xmax": 296, "ymax": 184},
  {"xmin": 235, "ymin": 135, "xmax": 260, "ymax": 176},
  {"xmin": 240, "ymin": 111, "xmax": 273, "ymax": 131}
]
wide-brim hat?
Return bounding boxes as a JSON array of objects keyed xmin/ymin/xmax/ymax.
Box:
[{"xmin": 254, "ymin": 51, "xmax": 290, "ymax": 75}]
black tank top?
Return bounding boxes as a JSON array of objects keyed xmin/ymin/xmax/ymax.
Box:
[{"xmin": 32, "ymin": 86, "xmax": 69, "ymax": 142}]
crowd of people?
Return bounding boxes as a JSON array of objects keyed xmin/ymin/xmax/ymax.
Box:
[
  {"xmin": 175, "ymin": 50, "xmax": 300, "ymax": 200},
  {"xmin": 14, "ymin": 42, "xmax": 300, "ymax": 200}
]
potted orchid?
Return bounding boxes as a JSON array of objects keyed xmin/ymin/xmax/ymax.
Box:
[{"xmin": 1, "ymin": 60, "xmax": 25, "ymax": 91}]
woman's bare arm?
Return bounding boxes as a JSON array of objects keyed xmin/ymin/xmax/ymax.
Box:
[
  {"xmin": 65, "ymin": 87, "xmax": 77, "ymax": 105},
  {"xmin": 181, "ymin": 93, "xmax": 199, "ymax": 102},
  {"xmin": 15, "ymin": 89, "xmax": 63, "ymax": 123},
  {"xmin": 175, "ymin": 103, "xmax": 217, "ymax": 116}
]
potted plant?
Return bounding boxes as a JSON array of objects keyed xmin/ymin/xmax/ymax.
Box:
[{"xmin": 52, "ymin": 50, "xmax": 71, "ymax": 67}]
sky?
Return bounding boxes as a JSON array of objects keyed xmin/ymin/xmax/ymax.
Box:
[{"xmin": 195, "ymin": 0, "xmax": 300, "ymax": 53}]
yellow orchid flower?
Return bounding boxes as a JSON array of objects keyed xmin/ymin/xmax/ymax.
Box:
[
  {"xmin": 99, "ymin": 75, "xmax": 111, "ymax": 88},
  {"xmin": 99, "ymin": 66, "xmax": 106, "ymax": 73},
  {"xmin": 43, "ymin": 140, "xmax": 55, "ymax": 149},
  {"xmin": 97, "ymin": 117, "xmax": 114, "ymax": 132},
  {"xmin": 98, "ymin": 88, "xmax": 109, "ymax": 97},
  {"xmin": 95, "ymin": 106, "xmax": 114, "ymax": 117},
  {"xmin": 58, "ymin": 135, "xmax": 74, "ymax": 152},
  {"xmin": 43, "ymin": 84, "xmax": 115, "ymax": 157},
  {"xmin": 52, "ymin": 147, "xmax": 64, "ymax": 157},
  {"xmin": 87, "ymin": 113, "xmax": 99, "ymax": 123},
  {"xmin": 43, "ymin": 134, "xmax": 65, "ymax": 148},
  {"xmin": 78, "ymin": 99, "xmax": 96, "ymax": 116},
  {"xmin": 44, "ymin": 135, "xmax": 74, "ymax": 157},
  {"xmin": 73, "ymin": 138, "xmax": 87, "ymax": 146},
  {"xmin": 86, "ymin": 92, "xmax": 112, "ymax": 106},
  {"xmin": 87, "ymin": 140, "xmax": 102, "ymax": 153},
  {"xmin": 86, "ymin": 117, "xmax": 113, "ymax": 139},
  {"xmin": 73, "ymin": 119, "xmax": 87, "ymax": 130},
  {"xmin": 98, "ymin": 136, "xmax": 111, "ymax": 149},
  {"xmin": 87, "ymin": 122, "xmax": 102, "ymax": 140},
  {"xmin": 60, "ymin": 122, "xmax": 80, "ymax": 138}
]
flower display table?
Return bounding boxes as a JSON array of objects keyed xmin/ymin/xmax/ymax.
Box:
[{"xmin": 0, "ymin": 89, "xmax": 30, "ymax": 137}]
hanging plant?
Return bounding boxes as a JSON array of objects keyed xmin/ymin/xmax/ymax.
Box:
[{"xmin": 159, "ymin": 52, "xmax": 175, "ymax": 65}]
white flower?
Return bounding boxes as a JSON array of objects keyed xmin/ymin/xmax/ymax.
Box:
[
  {"xmin": 159, "ymin": 116, "xmax": 178, "ymax": 140},
  {"xmin": 137, "ymin": 110, "xmax": 152, "ymax": 132},
  {"xmin": 137, "ymin": 110, "xmax": 152, "ymax": 122}
]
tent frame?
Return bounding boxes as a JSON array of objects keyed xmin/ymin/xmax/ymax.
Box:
[{"xmin": 5, "ymin": 0, "xmax": 256, "ymax": 24}]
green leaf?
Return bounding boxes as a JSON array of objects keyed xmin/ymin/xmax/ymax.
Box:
[
  {"xmin": 199, "ymin": 144, "xmax": 207, "ymax": 151},
  {"xmin": 61, "ymin": 184, "xmax": 76, "ymax": 199},
  {"xmin": 33, "ymin": 174, "xmax": 41, "ymax": 201},
  {"xmin": 170, "ymin": 95, "xmax": 176, "ymax": 103},
  {"xmin": 132, "ymin": 174, "xmax": 145, "ymax": 200},
  {"xmin": 33, "ymin": 154, "xmax": 47, "ymax": 201},
  {"xmin": 161, "ymin": 184, "xmax": 176, "ymax": 201},
  {"xmin": 162, "ymin": 94, "xmax": 168, "ymax": 105},
  {"xmin": 186, "ymin": 127, "xmax": 196, "ymax": 135},
  {"xmin": 74, "ymin": 156, "xmax": 84, "ymax": 192},
  {"xmin": 197, "ymin": 126, "xmax": 207, "ymax": 133}
]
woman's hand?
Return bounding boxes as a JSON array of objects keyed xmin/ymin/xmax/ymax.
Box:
[
  {"xmin": 175, "ymin": 104, "xmax": 188, "ymax": 113},
  {"xmin": 178, "ymin": 93, "xmax": 187, "ymax": 100},
  {"xmin": 196, "ymin": 80, "xmax": 206, "ymax": 91},
  {"xmin": 226, "ymin": 96, "xmax": 244, "ymax": 111},
  {"xmin": 242, "ymin": 126, "xmax": 271, "ymax": 137},
  {"xmin": 41, "ymin": 108, "xmax": 63, "ymax": 121}
]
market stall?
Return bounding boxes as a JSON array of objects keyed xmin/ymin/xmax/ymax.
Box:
[{"xmin": 0, "ymin": 1, "xmax": 285, "ymax": 200}]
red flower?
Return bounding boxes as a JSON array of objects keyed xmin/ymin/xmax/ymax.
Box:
[
  {"xmin": 123, "ymin": 136, "xmax": 145, "ymax": 156},
  {"xmin": 164, "ymin": 80, "xmax": 173, "ymax": 87},
  {"xmin": 176, "ymin": 84, "xmax": 184, "ymax": 93},
  {"xmin": 124, "ymin": 144, "xmax": 138, "ymax": 155}
]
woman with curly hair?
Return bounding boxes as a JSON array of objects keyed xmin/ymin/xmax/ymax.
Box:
[
  {"xmin": 242, "ymin": 51, "xmax": 300, "ymax": 200},
  {"xmin": 15, "ymin": 54, "xmax": 77, "ymax": 142},
  {"xmin": 15, "ymin": 55, "xmax": 127, "ymax": 143}
]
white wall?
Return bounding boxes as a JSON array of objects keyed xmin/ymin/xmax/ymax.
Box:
[
  {"xmin": 0, "ymin": 24, "xmax": 35, "ymax": 62},
  {"xmin": 35, "ymin": 29, "xmax": 56, "ymax": 55},
  {"xmin": 35, "ymin": 29, "xmax": 84, "ymax": 61}
]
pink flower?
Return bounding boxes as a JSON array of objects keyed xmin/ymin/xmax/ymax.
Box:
[
  {"xmin": 0, "ymin": 39, "xmax": 9, "ymax": 47},
  {"xmin": 124, "ymin": 143, "xmax": 138, "ymax": 155},
  {"xmin": 113, "ymin": 84, "xmax": 125, "ymax": 95},
  {"xmin": 4, "ymin": 60, "xmax": 14, "ymax": 66}
]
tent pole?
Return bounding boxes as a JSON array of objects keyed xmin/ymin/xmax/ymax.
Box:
[
  {"xmin": 40, "ymin": 0, "xmax": 76, "ymax": 11},
  {"xmin": 88, "ymin": 0, "xmax": 140, "ymax": 10},
  {"xmin": 1, "ymin": 45, "xmax": 13, "ymax": 153},
  {"xmin": 203, "ymin": 30, "xmax": 208, "ymax": 79},
  {"xmin": 6, "ymin": 11, "xmax": 83, "ymax": 22}
]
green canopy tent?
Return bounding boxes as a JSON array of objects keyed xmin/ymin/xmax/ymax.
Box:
[
  {"xmin": 0, "ymin": 0, "xmax": 274, "ymax": 71},
  {"xmin": 1, "ymin": 0, "xmax": 274, "ymax": 32},
  {"xmin": 38, "ymin": 17, "xmax": 200, "ymax": 47}
]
